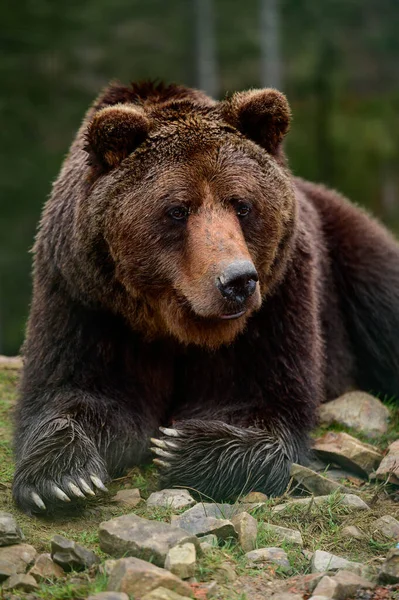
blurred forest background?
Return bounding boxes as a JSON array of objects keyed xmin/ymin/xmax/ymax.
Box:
[{"xmin": 1, "ymin": 0, "xmax": 398, "ymax": 355}]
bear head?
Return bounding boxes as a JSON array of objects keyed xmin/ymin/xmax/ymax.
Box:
[{"xmin": 82, "ymin": 82, "xmax": 296, "ymax": 348}]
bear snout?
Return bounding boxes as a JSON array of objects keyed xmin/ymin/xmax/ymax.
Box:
[{"xmin": 216, "ymin": 259, "xmax": 258, "ymax": 307}]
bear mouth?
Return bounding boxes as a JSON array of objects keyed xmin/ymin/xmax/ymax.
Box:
[{"xmin": 219, "ymin": 310, "xmax": 247, "ymax": 320}]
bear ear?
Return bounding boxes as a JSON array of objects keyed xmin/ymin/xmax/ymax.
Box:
[
  {"xmin": 85, "ymin": 104, "xmax": 150, "ymax": 170},
  {"xmin": 221, "ymin": 89, "xmax": 291, "ymax": 154}
]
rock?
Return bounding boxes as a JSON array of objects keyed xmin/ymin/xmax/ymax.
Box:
[
  {"xmin": 245, "ymin": 547, "xmax": 291, "ymax": 571},
  {"xmin": 311, "ymin": 550, "xmax": 363, "ymax": 574},
  {"xmin": 142, "ymin": 587, "xmax": 192, "ymax": 600},
  {"xmin": 164, "ymin": 543, "xmax": 196, "ymax": 579},
  {"xmin": 334, "ymin": 570, "xmax": 375, "ymax": 593},
  {"xmin": 51, "ymin": 535, "xmax": 99, "ymax": 571},
  {"xmin": 263, "ymin": 524, "xmax": 303, "ymax": 546},
  {"xmin": 170, "ymin": 503, "xmax": 238, "ymax": 540},
  {"xmin": 272, "ymin": 493, "xmax": 369, "ymax": 513},
  {"xmin": 2, "ymin": 573, "xmax": 39, "ymax": 592},
  {"xmin": 284, "ymin": 573, "xmax": 327, "ymax": 595},
  {"xmin": 341, "ymin": 525, "xmax": 366, "ymax": 540},
  {"xmin": 147, "ymin": 489, "xmax": 196, "ymax": 510},
  {"xmin": 373, "ymin": 515, "xmax": 399, "ymax": 540},
  {"xmin": 318, "ymin": 391, "xmax": 389, "ymax": 438},
  {"xmin": 214, "ymin": 561, "xmax": 237, "ymax": 583},
  {"xmin": 379, "ymin": 548, "xmax": 399, "ymax": 583},
  {"xmin": 311, "ymin": 575, "xmax": 339, "ymax": 599},
  {"xmin": 290, "ymin": 464, "xmax": 350, "ymax": 495},
  {"xmin": 375, "ymin": 440, "xmax": 399, "ymax": 484},
  {"xmin": 271, "ymin": 595, "xmax": 303, "ymax": 600},
  {"xmin": 99, "ymin": 559, "xmax": 118, "ymax": 577},
  {"xmin": 99, "ymin": 514, "xmax": 199, "ymax": 567},
  {"xmin": 112, "ymin": 488, "xmax": 142, "ymax": 508},
  {"xmin": 313, "ymin": 431, "xmax": 383, "ymax": 476},
  {"xmin": 199, "ymin": 534, "xmax": 218, "ymax": 553},
  {"xmin": 0, "ymin": 559, "xmax": 17, "ymax": 581},
  {"xmin": 239, "ymin": 492, "xmax": 268, "ymax": 503},
  {"xmin": 231, "ymin": 512, "xmax": 257, "ymax": 552},
  {"xmin": 29, "ymin": 553, "xmax": 65, "ymax": 581},
  {"xmin": 0, "ymin": 512, "xmax": 24, "ymax": 546},
  {"xmin": 106, "ymin": 557, "xmax": 192, "ymax": 597},
  {"xmin": 87, "ymin": 594, "xmax": 129, "ymax": 600},
  {"xmin": 0, "ymin": 543, "xmax": 37, "ymax": 573}
]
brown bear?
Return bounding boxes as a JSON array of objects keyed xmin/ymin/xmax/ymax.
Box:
[{"xmin": 13, "ymin": 81, "xmax": 399, "ymax": 514}]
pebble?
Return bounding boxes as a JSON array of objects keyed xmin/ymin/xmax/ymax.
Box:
[
  {"xmin": 147, "ymin": 489, "xmax": 196, "ymax": 510},
  {"xmin": 99, "ymin": 514, "xmax": 199, "ymax": 567},
  {"xmin": 311, "ymin": 550, "xmax": 363, "ymax": 574},
  {"xmin": 199, "ymin": 534, "xmax": 218, "ymax": 553},
  {"xmin": 263, "ymin": 523, "xmax": 303, "ymax": 546},
  {"xmin": 373, "ymin": 515, "xmax": 399, "ymax": 541},
  {"xmin": 0, "ymin": 559, "xmax": 17, "ymax": 582},
  {"xmin": 171, "ymin": 503, "xmax": 238, "ymax": 540},
  {"xmin": 112, "ymin": 488, "xmax": 142, "ymax": 508},
  {"xmin": 231, "ymin": 512, "xmax": 257, "ymax": 552},
  {"xmin": 142, "ymin": 587, "xmax": 193, "ymax": 600},
  {"xmin": 290, "ymin": 463, "xmax": 350, "ymax": 495},
  {"xmin": 313, "ymin": 431, "xmax": 383, "ymax": 476},
  {"xmin": 164, "ymin": 543, "xmax": 196, "ymax": 579},
  {"xmin": 272, "ymin": 494, "xmax": 369, "ymax": 513},
  {"xmin": 0, "ymin": 543, "xmax": 37, "ymax": 573},
  {"xmin": 29, "ymin": 553, "xmax": 65, "ymax": 581},
  {"xmin": 0, "ymin": 512, "xmax": 24, "ymax": 547},
  {"xmin": 375, "ymin": 440, "xmax": 399, "ymax": 484},
  {"xmin": 239, "ymin": 492, "xmax": 268, "ymax": 503},
  {"xmin": 379, "ymin": 548, "xmax": 399, "ymax": 583},
  {"xmin": 2, "ymin": 573, "xmax": 39, "ymax": 592},
  {"xmin": 106, "ymin": 557, "xmax": 192, "ymax": 597},
  {"xmin": 214, "ymin": 561, "xmax": 237, "ymax": 583},
  {"xmin": 341, "ymin": 525, "xmax": 366, "ymax": 540},
  {"xmin": 51, "ymin": 535, "xmax": 99, "ymax": 571},
  {"xmin": 245, "ymin": 547, "xmax": 291, "ymax": 571}
]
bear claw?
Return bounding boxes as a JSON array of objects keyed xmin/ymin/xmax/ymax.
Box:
[
  {"xmin": 153, "ymin": 458, "xmax": 171, "ymax": 468},
  {"xmin": 159, "ymin": 427, "xmax": 180, "ymax": 437},
  {"xmin": 90, "ymin": 475, "xmax": 108, "ymax": 492},
  {"xmin": 68, "ymin": 482, "xmax": 85, "ymax": 498},
  {"xmin": 79, "ymin": 478, "xmax": 95, "ymax": 496},
  {"xmin": 150, "ymin": 437, "xmax": 178, "ymax": 450},
  {"xmin": 150, "ymin": 446, "xmax": 174, "ymax": 459},
  {"xmin": 52, "ymin": 485, "xmax": 71, "ymax": 502},
  {"xmin": 31, "ymin": 492, "xmax": 46, "ymax": 510}
]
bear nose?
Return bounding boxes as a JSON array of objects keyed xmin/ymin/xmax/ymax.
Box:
[{"xmin": 217, "ymin": 260, "xmax": 259, "ymax": 303}]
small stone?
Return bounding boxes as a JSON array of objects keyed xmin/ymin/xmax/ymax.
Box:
[
  {"xmin": 147, "ymin": 489, "xmax": 196, "ymax": 510},
  {"xmin": 99, "ymin": 514, "xmax": 199, "ymax": 567},
  {"xmin": 87, "ymin": 594, "xmax": 129, "ymax": 600},
  {"xmin": 142, "ymin": 587, "xmax": 192, "ymax": 600},
  {"xmin": 318, "ymin": 391, "xmax": 389, "ymax": 438},
  {"xmin": 375, "ymin": 440, "xmax": 399, "ymax": 484},
  {"xmin": 311, "ymin": 575, "xmax": 339, "ymax": 599},
  {"xmin": 99, "ymin": 559, "xmax": 118, "ymax": 577},
  {"xmin": 311, "ymin": 550, "xmax": 363, "ymax": 574},
  {"xmin": 285, "ymin": 573, "xmax": 326, "ymax": 594},
  {"xmin": 171, "ymin": 503, "xmax": 238, "ymax": 540},
  {"xmin": 112, "ymin": 488, "xmax": 142, "ymax": 508},
  {"xmin": 272, "ymin": 493, "xmax": 369, "ymax": 513},
  {"xmin": 290, "ymin": 464, "xmax": 350, "ymax": 496},
  {"xmin": 51, "ymin": 535, "xmax": 100, "ymax": 571},
  {"xmin": 239, "ymin": 492, "xmax": 268, "ymax": 503},
  {"xmin": 0, "ymin": 559, "xmax": 17, "ymax": 582},
  {"xmin": 263, "ymin": 524, "xmax": 303, "ymax": 546},
  {"xmin": 0, "ymin": 512, "xmax": 24, "ymax": 547},
  {"xmin": 214, "ymin": 561, "xmax": 237, "ymax": 583},
  {"xmin": 2, "ymin": 573, "xmax": 39, "ymax": 592},
  {"xmin": 106, "ymin": 557, "xmax": 192, "ymax": 597},
  {"xmin": 334, "ymin": 570, "xmax": 375, "ymax": 594},
  {"xmin": 29, "ymin": 553, "xmax": 65, "ymax": 581},
  {"xmin": 0, "ymin": 544, "xmax": 37, "ymax": 573},
  {"xmin": 341, "ymin": 525, "xmax": 366, "ymax": 540},
  {"xmin": 199, "ymin": 534, "xmax": 218, "ymax": 554},
  {"xmin": 373, "ymin": 515, "xmax": 399, "ymax": 541},
  {"xmin": 272, "ymin": 595, "xmax": 303, "ymax": 600},
  {"xmin": 379, "ymin": 548, "xmax": 399, "ymax": 583},
  {"xmin": 164, "ymin": 543, "xmax": 196, "ymax": 579},
  {"xmin": 245, "ymin": 547, "xmax": 291, "ymax": 571},
  {"xmin": 231, "ymin": 512, "xmax": 257, "ymax": 552},
  {"xmin": 313, "ymin": 432, "xmax": 383, "ymax": 477}
]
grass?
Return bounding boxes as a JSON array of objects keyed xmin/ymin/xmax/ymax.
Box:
[{"xmin": 2, "ymin": 368, "xmax": 399, "ymax": 599}]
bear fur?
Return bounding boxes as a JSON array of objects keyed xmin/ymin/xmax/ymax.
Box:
[{"xmin": 13, "ymin": 81, "xmax": 399, "ymax": 514}]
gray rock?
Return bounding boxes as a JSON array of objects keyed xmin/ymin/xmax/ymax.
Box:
[
  {"xmin": 142, "ymin": 587, "xmax": 192, "ymax": 600},
  {"xmin": 341, "ymin": 525, "xmax": 366, "ymax": 540},
  {"xmin": 29, "ymin": 553, "xmax": 65, "ymax": 581},
  {"xmin": 318, "ymin": 391, "xmax": 389, "ymax": 438},
  {"xmin": 334, "ymin": 570, "xmax": 375, "ymax": 593},
  {"xmin": 106, "ymin": 557, "xmax": 192, "ymax": 597},
  {"xmin": 231, "ymin": 512, "xmax": 257, "ymax": 552},
  {"xmin": 170, "ymin": 503, "xmax": 238, "ymax": 540},
  {"xmin": 87, "ymin": 594, "xmax": 129, "ymax": 600},
  {"xmin": 164, "ymin": 543, "xmax": 196, "ymax": 579},
  {"xmin": 0, "ymin": 559, "xmax": 17, "ymax": 582},
  {"xmin": 214, "ymin": 561, "xmax": 237, "ymax": 583},
  {"xmin": 271, "ymin": 595, "xmax": 303, "ymax": 600},
  {"xmin": 272, "ymin": 494, "xmax": 369, "ymax": 513},
  {"xmin": 51, "ymin": 535, "xmax": 100, "ymax": 571},
  {"xmin": 147, "ymin": 489, "xmax": 196, "ymax": 510},
  {"xmin": 199, "ymin": 534, "xmax": 218, "ymax": 553},
  {"xmin": 245, "ymin": 547, "xmax": 291, "ymax": 571},
  {"xmin": 0, "ymin": 543, "xmax": 37, "ymax": 573},
  {"xmin": 239, "ymin": 492, "xmax": 268, "ymax": 503},
  {"xmin": 98, "ymin": 559, "xmax": 118, "ymax": 577},
  {"xmin": 379, "ymin": 548, "xmax": 399, "ymax": 583},
  {"xmin": 373, "ymin": 515, "xmax": 399, "ymax": 541},
  {"xmin": 290, "ymin": 464, "xmax": 350, "ymax": 496},
  {"xmin": 313, "ymin": 432, "xmax": 383, "ymax": 477},
  {"xmin": 311, "ymin": 575, "xmax": 339, "ymax": 599},
  {"xmin": 375, "ymin": 440, "xmax": 399, "ymax": 484},
  {"xmin": 311, "ymin": 550, "xmax": 363, "ymax": 574},
  {"xmin": 99, "ymin": 513, "xmax": 199, "ymax": 567},
  {"xmin": 263, "ymin": 523, "xmax": 303, "ymax": 546},
  {"xmin": 0, "ymin": 512, "xmax": 24, "ymax": 547},
  {"xmin": 2, "ymin": 573, "xmax": 39, "ymax": 592},
  {"xmin": 112, "ymin": 488, "xmax": 142, "ymax": 508}
]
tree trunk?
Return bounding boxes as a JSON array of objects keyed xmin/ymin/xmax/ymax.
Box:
[
  {"xmin": 260, "ymin": 0, "xmax": 282, "ymax": 90},
  {"xmin": 194, "ymin": 0, "xmax": 219, "ymax": 98}
]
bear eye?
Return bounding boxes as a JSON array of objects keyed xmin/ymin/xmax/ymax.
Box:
[
  {"xmin": 168, "ymin": 206, "xmax": 190, "ymax": 222},
  {"xmin": 236, "ymin": 202, "xmax": 251, "ymax": 218}
]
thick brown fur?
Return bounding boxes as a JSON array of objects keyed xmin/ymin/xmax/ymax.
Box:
[{"xmin": 13, "ymin": 80, "xmax": 399, "ymax": 514}]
